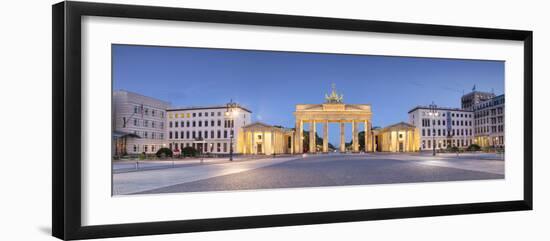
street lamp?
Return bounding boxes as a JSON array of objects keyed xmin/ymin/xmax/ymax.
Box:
[
  {"xmin": 226, "ymin": 99, "xmax": 239, "ymax": 161},
  {"xmin": 428, "ymin": 102, "xmax": 439, "ymax": 156}
]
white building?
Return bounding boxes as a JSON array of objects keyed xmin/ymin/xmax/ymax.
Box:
[
  {"xmin": 408, "ymin": 106, "xmax": 474, "ymax": 151},
  {"xmin": 472, "ymin": 94, "xmax": 505, "ymax": 147},
  {"xmin": 113, "ymin": 90, "xmax": 171, "ymax": 155},
  {"xmin": 166, "ymin": 105, "xmax": 252, "ymax": 154}
]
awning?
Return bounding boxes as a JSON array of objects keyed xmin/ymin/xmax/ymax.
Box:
[{"xmin": 112, "ymin": 131, "xmax": 141, "ymax": 139}]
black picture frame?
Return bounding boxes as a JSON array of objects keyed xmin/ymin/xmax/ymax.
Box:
[{"xmin": 52, "ymin": 1, "xmax": 533, "ymax": 240}]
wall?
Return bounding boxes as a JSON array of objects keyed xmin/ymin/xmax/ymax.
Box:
[{"xmin": 0, "ymin": 0, "xmax": 548, "ymax": 241}]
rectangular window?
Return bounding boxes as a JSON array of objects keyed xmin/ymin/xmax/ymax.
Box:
[
  {"xmin": 217, "ymin": 130, "xmax": 221, "ymax": 138},
  {"xmin": 224, "ymin": 130, "xmax": 228, "ymax": 138},
  {"xmin": 205, "ymin": 131, "xmax": 208, "ymax": 139},
  {"xmin": 223, "ymin": 143, "xmax": 227, "ymax": 152},
  {"xmin": 169, "ymin": 132, "xmax": 172, "ymax": 139},
  {"xmin": 174, "ymin": 132, "xmax": 178, "ymax": 139}
]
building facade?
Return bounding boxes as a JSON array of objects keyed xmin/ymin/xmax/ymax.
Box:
[
  {"xmin": 166, "ymin": 105, "xmax": 252, "ymax": 154},
  {"xmin": 461, "ymin": 90, "xmax": 495, "ymax": 110},
  {"xmin": 238, "ymin": 122, "xmax": 295, "ymax": 155},
  {"xmin": 408, "ymin": 106, "xmax": 474, "ymax": 151},
  {"xmin": 113, "ymin": 90, "xmax": 171, "ymax": 155},
  {"xmin": 373, "ymin": 122, "xmax": 420, "ymax": 152},
  {"xmin": 472, "ymin": 94, "xmax": 505, "ymax": 147}
]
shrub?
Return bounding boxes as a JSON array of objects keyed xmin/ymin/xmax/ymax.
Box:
[
  {"xmin": 155, "ymin": 147, "xmax": 173, "ymax": 158},
  {"xmin": 139, "ymin": 152, "xmax": 146, "ymax": 160},
  {"xmin": 182, "ymin": 146, "xmax": 198, "ymax": 157},
  {"xmin": 466, "ymin": 144, "xmax": 481, "ymax": 152},
  {"xmin": 448, "ymin": 146, "xmax": 459, "ymax": 153}
]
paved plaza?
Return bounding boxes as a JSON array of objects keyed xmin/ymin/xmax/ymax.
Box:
[{"xmin": 113, "ymin": 153, "xmax": 504, "ymax": 195}]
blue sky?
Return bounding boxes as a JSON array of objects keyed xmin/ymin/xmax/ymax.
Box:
[{"xmin": 113, "ymin": 44, "xmax": 504, "ymax": 145}]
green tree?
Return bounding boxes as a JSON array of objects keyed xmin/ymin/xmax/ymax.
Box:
[{"xmin": 155, "ymin": 147, "xmax": 173, "ymax": 158}]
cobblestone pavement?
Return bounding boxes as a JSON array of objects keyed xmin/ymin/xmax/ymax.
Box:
[{"xmin": 128, "ymin": 153, "xmax": 504, "ymax": 195}]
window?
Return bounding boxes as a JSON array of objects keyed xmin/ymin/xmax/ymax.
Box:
[
  {"xmin": 224, "ymin": 130, "xmax": 228, "ymax": 138},
  {"xmin": 169, "ymin": 121, "xmax": 172, "ymax": 128},
  {"xmin": 211, "ymin": 112, "xmax": 214, "ymax": 116},
  {"xmin": 192, "ymin": 131, "xmax": 196, "ymax": 139},
  {"xmin": 186, "ymin": 121, "xmax": 190, "ymax": 127},
  {"xmin": 175, "ymin": 121, "xmax": 178, "ymax": 128},
  {"xmin": 204, "ymin": 131, "xmax": 208, "ymax": 139},
  {"xmin": 218, "ymin": 112, "xmax": 221, "ymax": 116},
  {"xmin": 186, "ymin": 131, "xmax": 190, "ymax": 139},
  {"xmin": 223, "ymin": 143, "xmax": 227, "ymax": 152},
  {"xmin": 199, "ymin": 112, "xmax": 202, "ymax": 117},
  {"xmin": 133, "ymin": 145, "xmax": 137, "ymax": 152},
  {"xmin": 144, "ymin": 108, "xmax": 149, "ymax": 116},
  {"xmin": 193, "ymin": 113, "xmax": 196, "ymax": 117},
  {"xmin": 422, "ymin": 129, "xmax": 425, "ymax": 136},
  {"xmin": 144, "ymin": 132, "xmax": 148, "ymax": 138},
  {"xmin": 211, "ymin": 120, "xmax": 215, "ymax": 126},
  {"xmin": 205, "ymin": 112, "xmax": 209, "ymax": 117},
  {"xmin": 134, "ymin": 119, "xmax": 138, "ymax": 126},
  {"xmin": 218, "ymin": 120, "xmax": 221, "ymax": 126},
  {"xmin": 174, "ymin": 131, "xmax": 178, "ymax": 139},
  {"xmin": 211, "ymin": 130, "xmax": 214, "ymax": 139},
  {"xmin": 217, "ymin": 130, "xmax": 221, "ymax": 138},
  {"xmin": 198, "ymin": 121, "xmax": 202, "ymax": 127},
  {"xmin": 181, "ymin": 131, "xmax": 184, "ymax": 139},
  {"xmin": 144, "ymin": 145, "xmax": 148, "ymax": 152},
  {"xmin": 134, "ymin": 106, "xmax": 138, "ymax": 114},
  {"xmin": 152, "ymin": 110, "xmax": 156, "ymax": 116},
  {"xmin": 217, "ymin": 143, "xmax": 221, "ymax": 152},
  {"xmin": 192, "ymin": 121, "xmax": 196, "ymax": 127},
  {"xmin": 152, "ymin": 121, "xmax": 156, "ymax": 128},
  {"xmin": 205, "ymin": 120, "xmax": 209, "ymax": 127}
]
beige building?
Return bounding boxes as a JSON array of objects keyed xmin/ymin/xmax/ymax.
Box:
[
  {"xmin": 237, "ymin": 122, "xmax": 294, "ymax": 155},
  {"xmin": 293, "ymin": 84, "xmax": 373, "ymax": 153},
  {"xmin": 374, "ymin": 122, "xmax": 420, "ymax": 152}
]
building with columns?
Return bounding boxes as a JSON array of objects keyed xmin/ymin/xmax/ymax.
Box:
[
  {"xmin": 373, "ymin": 122, "xmax": 420, "ymax": 152},
  {"xmin": 237, "ymin": 122, "xmax": 295, "ymax": 155},
  {"xmin": 293, "ymin": 85, "xmax": 373, "ymax": 153}
]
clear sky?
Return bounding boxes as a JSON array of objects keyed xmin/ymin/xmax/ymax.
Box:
[{"xmin": 113, "ymin": 44, "xmax": 504, "ymax": 145}]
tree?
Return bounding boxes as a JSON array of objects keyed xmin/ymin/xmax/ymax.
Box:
[
  {"xmin": 155, "ymin": 147, "xmax": 173, "ymax": 158},
  {"xmin": 466, "ymin": 144, "xmax": 481, "ymax": 152},
  {"xmin": 182, "ymin": 146, "xmax": 198, "ymax": 157}
]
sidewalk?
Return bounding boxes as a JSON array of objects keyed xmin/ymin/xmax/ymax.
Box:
[
  {"xmin": 113, "ymin": 155, "xmax": 289, "ymax": 173},
  {"xmin": 113, "ymin": 155, "xmax": 300, "ymax": 195}
]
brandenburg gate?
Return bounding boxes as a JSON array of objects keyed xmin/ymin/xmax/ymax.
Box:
[{"xmin": 294, "ymin": 85, "xmax": 373, "ymax": 153}]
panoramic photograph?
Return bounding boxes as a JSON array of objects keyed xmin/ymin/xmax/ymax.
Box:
[{"xmin": 111, "ymin": 44, "xmax": 505, "ymax": 196}]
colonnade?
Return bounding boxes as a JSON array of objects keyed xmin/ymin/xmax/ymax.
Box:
[{"xmin": 294, "ymin": 119, "xmax": 373, "ymax": 153}]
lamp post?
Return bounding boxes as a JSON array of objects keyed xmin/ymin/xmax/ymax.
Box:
[
  {"xmin": 428, "ymin": 102, "xmax": 439, "ymax": 156},
  {"xmin": 226, "ymin": 100, "xmax": 239, "ymax": 161}
]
